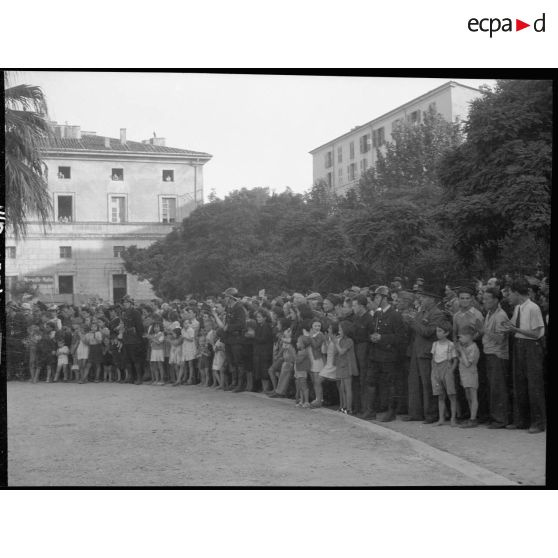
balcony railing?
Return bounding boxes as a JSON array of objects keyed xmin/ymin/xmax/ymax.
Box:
[{"xmin": 16, "ymin": 221, "xmax": 177, "ymax": 237}]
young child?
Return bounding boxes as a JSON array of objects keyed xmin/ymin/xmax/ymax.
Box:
[
  {"xmin": 76, "ymin": 326, "xmax": 90, "ymax": 383},
  {"xmin": 456, "ymin": 325, "xmax": 481, "ymax": 428},
  {"xmin": 197, "ymin": 327, "xmax": 211, "ymax": 387},
  {"xmin": 102, "ymin": 336, "xmax": 115, "ymax": 382},
  {"xmin": 430, "ymin": 322, "xmax": 458, "ymax": 426},
  {"xmin": 70, "ymin": 324, "xmax": 81, "ymax": 382},
  {"xmin": 148, "ymin": 322, "xmax": 165, "ymax": 385},
  {"xmin": 181, "ymin": 319, "xmax": 197, "ymax": 385},
  {"xmin": 277, "ymin": 332, "xmax": 296, "ymax": 398},
  {"xmin": 334, "ymin": 320, "xmax": 356, "ymax": 415},
  {"xmin": 169, "ymin": 328, "xmax": 184, "ymax": 386},
  {"xmin": 308, "ymin": 319, "xmax": 325, "ymax": 408},
  {"xmin": 294, "ymin": 336, "xmax": 312, "ymax": 408},
  {"xmin": 53, "ymin": 339, "xmax": 70, "ymax": 382},
  {"xmin": 208, "ymin": 327, "xmax": 226, "ymax": 389}
]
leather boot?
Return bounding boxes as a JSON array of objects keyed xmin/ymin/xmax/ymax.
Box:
[
  {"xmin": 245, "ymin": 372, "xmax": 254, "ymax": 392},
  {"xmin": 359, "ymin": 386, "xmax": 376, "ymax": 420},
  {"xmin": 233, "ymin": 368, "xmax": 245, "ymax": 392},
  {"xmin": 262, "ymin": 378, "xmax": 272, "ymax": 393},
  {"xmin": 230, "ymin": 368, "xmax": 238, "ymax": 388}
]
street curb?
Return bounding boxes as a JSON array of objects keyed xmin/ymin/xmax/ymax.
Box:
[{"xmin": 243, "ymin": 391, "xmax": 517, "ymax": 486}]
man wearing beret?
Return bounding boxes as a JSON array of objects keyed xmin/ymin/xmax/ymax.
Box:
[
  {"xmin": 403, "ymin": 287, "xmax": 445, "ymax": 423},
  {"xmin": 367, "ymin": 286, "xmax": 406, "ymax": 422}
]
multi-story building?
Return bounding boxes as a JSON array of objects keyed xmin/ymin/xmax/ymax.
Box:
[
  {"xmin": 5, "ymin": 123, "xmax": 212, "ymax": 303},
  {"xmin": 309, "ymin": 80, "xmax": 483, "ymax": 195}
]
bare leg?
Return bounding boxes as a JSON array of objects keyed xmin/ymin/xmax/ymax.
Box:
[
  {"xmin": 344, "ymin": 377, "xmax": 353, "ymax": 413},
  {"xmin": 436, "ymin": 396, "xmax": 448, "ymax": 425}
]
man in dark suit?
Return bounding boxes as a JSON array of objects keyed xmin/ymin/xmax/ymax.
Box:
[
  {"xmin": 121, "ymin": 296, "xmax": 145, "ymax": 385},
  {"xmin": 222, "ymin": 287, "xmax": 247, "ymax": 392},
  {"xmin": 368, "ymin": 286, "xmax": 406, "ymax": 422},
  {"xmin": 403, "ymin": 287, "xmax": 445, "ymax": 423}
]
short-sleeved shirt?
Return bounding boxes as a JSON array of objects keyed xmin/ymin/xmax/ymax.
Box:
[
  {"xmin": 453, "ymin": 307, "xmax": 484, "ymax": 339},
  {"xmin": 458, "ymin": 342, "xmax": 480, "ymax": 374},
  {"xmin": 510, "ymin": 299, "xmax": 545, "ymax": 340},
  {"xmin": 431, "ymin": 340, "xmax": 457, "ymax": 364},
  {"xmin": 482, "ymin": 306, "xmax": 509, "ymax": 359}
]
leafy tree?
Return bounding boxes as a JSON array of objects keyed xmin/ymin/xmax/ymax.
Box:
[
  {"xmin": 4, "ymin": 73, "xmax": 52, "ymax": 238},
  {"xmin": 438, "ymin": 80, "xmax": 552, "ymax": 271}
]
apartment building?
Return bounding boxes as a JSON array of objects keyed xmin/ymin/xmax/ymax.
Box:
[
  {"xmin": 5, "ymin": 123, "xmax": 212, "ymax": 303},
  {"xmin": 309, "ymin": 81, "xmax": 483, "ymax": 195}
]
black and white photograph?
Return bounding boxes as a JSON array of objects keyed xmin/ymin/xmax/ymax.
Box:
[{"xmin": 2, "ymin": 70, "xmax": 551, "ymax": 487}]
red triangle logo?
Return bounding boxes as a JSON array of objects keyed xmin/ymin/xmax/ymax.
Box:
[{"xmin": 516, "ymin": 19, "xmax": 530, "ymax": 31}]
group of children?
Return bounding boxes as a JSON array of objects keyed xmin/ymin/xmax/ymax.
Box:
[{"xmin": 431, "ymin": 322, "xmax": 480, "ymax": 428}]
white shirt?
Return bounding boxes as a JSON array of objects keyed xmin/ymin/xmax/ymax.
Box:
[{"xmin": 511, "ymin": 298, "xmax": 545, "ymax": 340}]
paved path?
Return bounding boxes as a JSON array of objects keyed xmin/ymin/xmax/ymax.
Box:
[{"xmin": 6, "ymin": 382, "xmax": 540, "ymax": 486}]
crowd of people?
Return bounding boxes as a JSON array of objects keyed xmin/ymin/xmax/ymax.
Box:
[{"xmin": 5, "ymin": 273, "xmax": 549, "ymax": 434}]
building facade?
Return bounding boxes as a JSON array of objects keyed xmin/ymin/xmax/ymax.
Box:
[
  {"xmin": 5, "ymin": 124, "xmax": 212, "ymax": 304},
  {"xmin": 310, "ymin": 81, "xmax": 483, "ymax": 195}
]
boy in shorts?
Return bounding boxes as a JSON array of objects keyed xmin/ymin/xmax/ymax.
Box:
[
  {"xmin": 431, "ymin": 321, "xmax": 458, "ymax": 426},
  {"xmin": 456, "ymin": 325, "xmax": 481, "ymax": 428}
]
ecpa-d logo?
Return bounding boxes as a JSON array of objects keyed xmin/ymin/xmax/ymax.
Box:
[{"xmin": 468, "ymin": 13, "xmax": 546, "ymax": 37}]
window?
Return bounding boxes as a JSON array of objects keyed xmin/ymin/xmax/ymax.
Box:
[
  {"xmin": 59, "ymin": 246, "xmax": 72, "ymax": 259},
  {"xmin": 326, "ymin": 172, "xmax": 332, "ymax": 188},
  {"xmin": 58, "ymin": 166, "xmax": 71, "ymax": 179},
  {"xmin": 360, "ymin": 134, "xmax": 370, "ymax": 153},
  {"xmin": 407, "ymin": 110, "xmax": 421, "ymax": 125},
  {"xmin": 161, "ymin": 197, "xmax": 177, "ymax": 223},
  {"xmin": 348, "ymin": 163, "xmax": 356, "ymax": 181},
  {"xmin": 111, "ymin": 168, "xmax": 124, "ymax": 181},
  {"xmin": 372, "ymin": 127, "xmax": 385, "ymax": 148},
  {"xmin": 324, "ymin": 151, "xmax": 333, "ymax": 169},
  {"xmin": 7, "ymin": 246, "xmax": 16, "ymax": 258},
  {"xmin": 338, "ymin": 167, "xmax": 343, "ymax": 184},
  {"xmin": 392, "ymin": 118, "xmax": 402, "ymax": 133},
  {"xmin": 58, "ymin": 275, "xmax": 74, "ymax": 295},
  {"xmin": 113, "ymin": 246, "xmax": 125, "ymax": 258},
  {"xmin": 337, "ymin": 147, "xmax": 342, "ymax": 163},
  {"xmin": 360, "ymin": 159, "xmax": 368, "ymax": 174},
  {"xmin": 349, "ymin": 142, "xmax": 355, "ymax": 160},
  {"xmin": 109, "ymin": 196, "xmax": 127, "ymax": 223},
  {"xmin": 57, "ymin": 194, "xmax": 73, "ymax": 222},
  {"xmin": 163, "ymin": 170, "xmax": 174, "ymax": 182}
]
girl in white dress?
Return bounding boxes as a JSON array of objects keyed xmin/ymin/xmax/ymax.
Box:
[{"xmin": 181, "ymin": 320, "xmax": 197, "ymax": 385}]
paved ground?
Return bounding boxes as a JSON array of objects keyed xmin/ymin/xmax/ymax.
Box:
[{"xmin": 7, "ymin": 382, "xmax": 545, "ymax": 486}]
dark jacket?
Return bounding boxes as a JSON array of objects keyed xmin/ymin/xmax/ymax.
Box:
[
  {"xmin": 369, "ymin": 306, "xmax": 406, "ymax": 362},
  {"xmin": 350, "ymin": 311, "xmax": 375, "ymax": 345},
  {"xmin": 409, "ymin": 304, "xmax": 445, "ymax": 359},
  {"xmin": 224, "ymin": 301, "xmax": 246, "ymax": 344},
  {"xmin": 122, "ymin": 307, "xmax": 144, "ymax": 345},
  {"xmin": 253, "ymin": 322, "xmax": 274, "ymax": 357}
]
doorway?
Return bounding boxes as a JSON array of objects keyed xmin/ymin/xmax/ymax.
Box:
[{"xmin": 112, "ymin": 274, "xmax": 127, "ymax": 303}]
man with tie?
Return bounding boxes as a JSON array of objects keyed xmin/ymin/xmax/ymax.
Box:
[{"xmin": 502, "ymin": 280, "xmax": 546, "ymax": 433}]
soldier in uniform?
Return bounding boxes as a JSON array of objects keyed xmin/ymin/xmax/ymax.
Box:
[
  {"xmin": 403, "ymin": 287, "xmax": 445, "ymax": 423},
  {"xmin": 394, "ymin": 290, "xmax": 416, "ymax": 415},
  {"xmin": 367, "ymin": 286, "xmax": 406, "ymax": 422},
  {"xmin": 222, "ymin": 287, "xmax": 247, "ymax": 392}
]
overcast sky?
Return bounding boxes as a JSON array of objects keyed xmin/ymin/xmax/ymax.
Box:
[{"xmin": 21, "ymin": 72, "xmax": 495, "ymax": 198}]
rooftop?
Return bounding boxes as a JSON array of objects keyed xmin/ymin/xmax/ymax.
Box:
[{"xmin": 38, "ymin": 127, "xmax": 211, "ymax": 159}]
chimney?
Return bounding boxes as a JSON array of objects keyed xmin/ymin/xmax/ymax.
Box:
[
  {"xmin": 70, "ymin": 125, "xmax": 81, "ymax": 139},
  {"xmin": 120, "ymin": 128, "xmax": 127, "ymax": 145},
  {"xmin": 142, "ymin": 136, "xmax": 166, "ymax": 147},
  {"xmin": 104, "ymin": 137, "xmax": 111, "ymax": 148}
]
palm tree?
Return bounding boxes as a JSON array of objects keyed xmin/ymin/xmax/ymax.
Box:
[{"xmin": 4, "ymin": 72, "xmax": 52, "ymax": 239}]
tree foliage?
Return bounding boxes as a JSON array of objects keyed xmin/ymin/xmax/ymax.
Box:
[
  {"xmin": 4, "ymin": 73, "xmax": 53, "ymax": 239},
  {"xmin": 438, "ymin": 80, "xmax": 552, "ymax": 271},
  {"xmin": 123, "ymin": 82, "xmax": 551, "ymax": 297}
]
